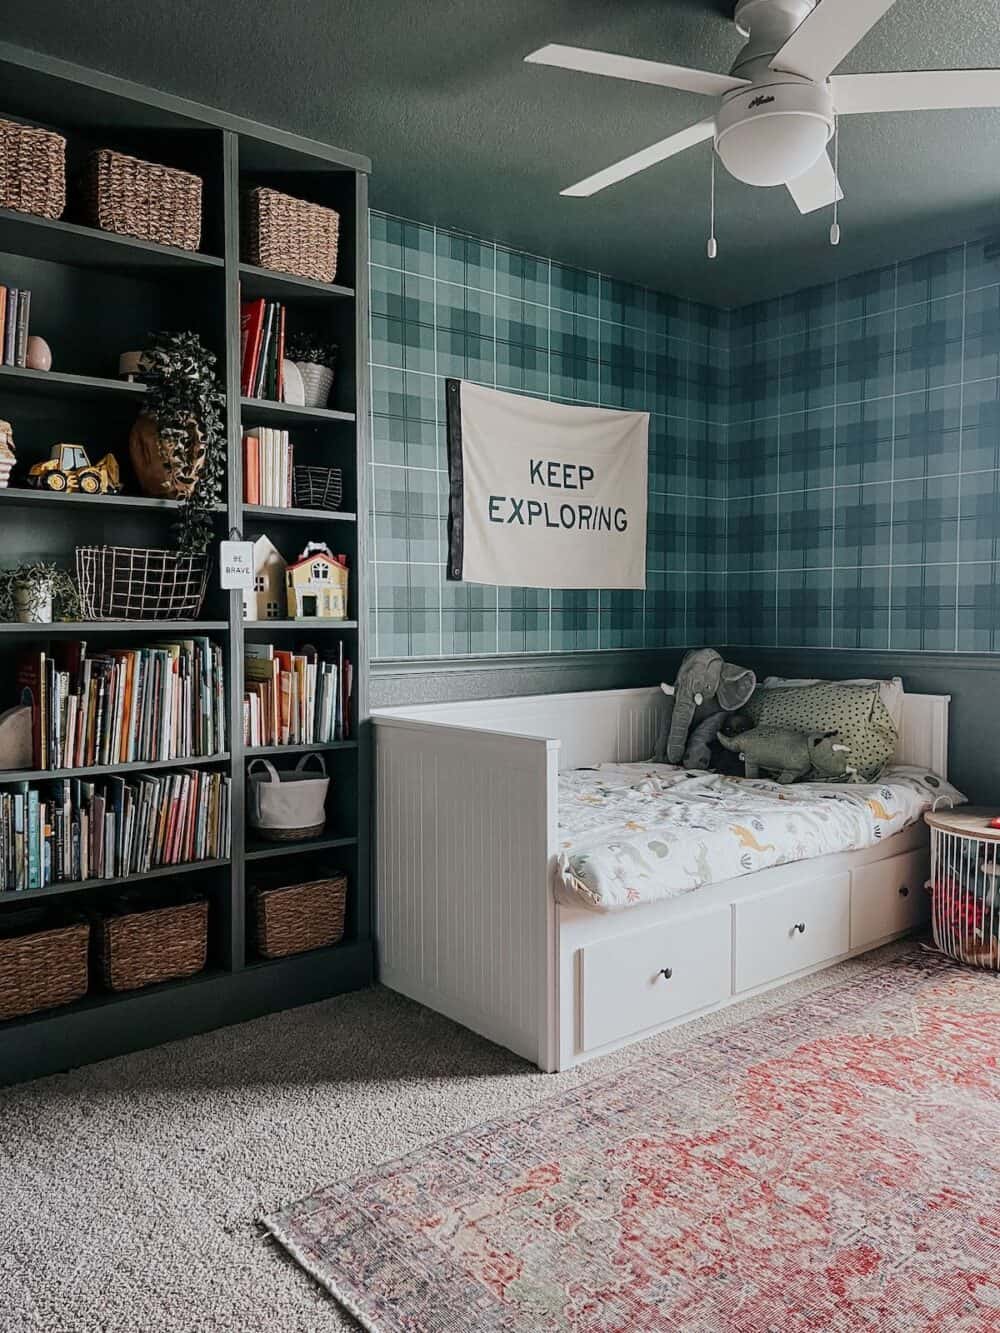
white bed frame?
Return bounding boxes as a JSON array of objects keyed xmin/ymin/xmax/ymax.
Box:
[{"xmin": 372, "ymin": 687, "xmax": 950, "ymax": 1072}]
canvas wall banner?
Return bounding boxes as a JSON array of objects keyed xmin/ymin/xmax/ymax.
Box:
[{"xmin": 446, "ymin": 379, "xmax": 648, "ymax": 590}]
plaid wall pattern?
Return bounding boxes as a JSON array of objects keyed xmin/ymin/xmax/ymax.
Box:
[
  {"xmin": 368, "ymin": 212, "xmax": 727, "ymax": 660},
  {"xmin": 728, "ymin": 239, "xmax": 1000, "ymax": 653}
]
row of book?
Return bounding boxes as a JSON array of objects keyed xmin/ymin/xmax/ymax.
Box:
[
  {"xmin": 15, "ymin": 639, "xmax": 226, "ymax": 772},
  {"xmin": 243, "ymin": 428, "xmax": 292, "ymax": 507},
  {"xmin": 244, "ymin": 641, "xmax": 352, "ymax": 748},
  {"xmin": 240, "ymin": 298, "xmax": 285, "ymax": 399},
  {"xmin": 0, "ymin": 285, "xmax": 30, "ymax": 367},
  {"xmin": 0, "ymin": 769, "xmax": 231, "ymax": 892}
]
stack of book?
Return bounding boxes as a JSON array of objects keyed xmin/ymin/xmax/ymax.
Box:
[
  {"xmin": 240, "ymin": 297, "xmax": 285, "ymax": 399},
  {"xmin": 242, "ymin": 427, "xmax": 292, "ymax": 507},
  {"xmin": 0, "ymin": 285, "xmax": 30, "ymax": 367},
  {"xmin": 244, "ymin": 642, "xmax": 352, "ymax": 748},
  {"xmin": 14, "ymin": 639, "xmax": 226, "ymax": 772},
  {"xmin": 0, "ymin": 768, "xmax": 231, "ymax": 892}
]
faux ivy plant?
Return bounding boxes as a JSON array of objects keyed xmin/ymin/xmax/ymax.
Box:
[
  {"xmin": 287, "ymin": 332, "xmax": 338, "ymax": 370},
  {"xmin": 0, "ymin": 562, "xmax": 81, "ymax": 623},
  {"xmin": 137, "ymin": 331, "xmax": 226, "ymax": 555}
]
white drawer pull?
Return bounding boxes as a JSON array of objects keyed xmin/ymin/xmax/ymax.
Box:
[
  {"xmin": 658, "ymin": 967, "xmax": 673, "ymax": 981},
  {"xmin": 792, "ymin": 922, "xmax": 807, "ymax": 935}
]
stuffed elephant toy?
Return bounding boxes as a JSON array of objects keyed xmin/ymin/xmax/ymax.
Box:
[
  {"xmin": 717, "ymin": 725, "xmax": 853, "ymax": 784},
  {"xmin": 657, "ymin": 648, "xmax": 757, "ymax": 769}
]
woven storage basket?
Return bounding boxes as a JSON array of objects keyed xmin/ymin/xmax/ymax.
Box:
[
  {"xmin": 96, "ymin": 896, "xmax": 208, "ymax": 992},
  {"xmin": 0, "ymin": 117, "xmax": 66, "ymax": 219},
  {"xmin": 83, "ymin": 149, "xmax": 202, "ymax": 251},
  {"xmin": 253, "ymin": 874, "xmax": 347, "ymax": 959},
  {"xmin": 242, "ymin": 187, "xmax": 340, "ymax": 282},
  {"xmin": 293, "ymin": 465, "xmax": 343, "ymax": 511},
  {"xmin": 76, "ymin": 545, "xmax": 208, "ymax": 620},
  {"xmin": 0, "ymin": 910, "xmax": 89, "ymax": 1021}
]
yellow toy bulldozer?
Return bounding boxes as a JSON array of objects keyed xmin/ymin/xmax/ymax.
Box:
[{"xmin": 27, "ymin": 442, "xmax": 121, "ymax": 495}]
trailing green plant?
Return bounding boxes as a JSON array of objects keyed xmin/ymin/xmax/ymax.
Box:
[
  {"xmin": 287, "ymin": 332, "xmax": 338, "ymax": 369},
  {"xmin": 137, "ymin": 331, "xmax": 226, "ymax": 555},
  {"xmin": 0, "ymin": 562, "xmax": 81, "ymax": 622}
]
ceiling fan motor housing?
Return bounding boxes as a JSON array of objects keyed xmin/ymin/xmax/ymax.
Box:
[{"xmin": 715, "ymin": 78, "xmax": 834, "ymax": 187}]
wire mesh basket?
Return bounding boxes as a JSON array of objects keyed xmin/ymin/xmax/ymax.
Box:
[
  {"xmin": 76, "ymin": 546, "xmax": 209, "ymax": 620},
  {"xmin": 293, "ymin": 465, "xmax": 343, "ymax": 511},
  {"xmin": 927, "ymin": 808, "xmax": 1000, "ymax": 970}
]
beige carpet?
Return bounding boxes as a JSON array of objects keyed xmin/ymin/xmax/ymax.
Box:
[{"xmin": 0, "ymin": 943, "xmax": 928, "ymax": 1332}]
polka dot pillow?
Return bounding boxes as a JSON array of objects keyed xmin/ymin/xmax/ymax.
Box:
[{"xmin": 745, "ymin": 682, "xmax": 898, "ymax": 782}]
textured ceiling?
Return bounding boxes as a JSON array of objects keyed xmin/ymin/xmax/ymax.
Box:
[{"xmin": 8, "ymin": 0, "xmax": 1000, "ymax": 305}]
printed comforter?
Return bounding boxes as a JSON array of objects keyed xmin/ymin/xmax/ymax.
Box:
[{"xmin": 555, "ymin": 763, "xmax": 965, "ymax": 911}]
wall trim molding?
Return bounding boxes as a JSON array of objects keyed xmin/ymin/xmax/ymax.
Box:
[
  {"xmin": 723, "ymin": 646, "xmax": 1000, "ymax": 676},
  {"xmin": 372, "ymin": 648, "xmax": 674, "ymax": 679}
]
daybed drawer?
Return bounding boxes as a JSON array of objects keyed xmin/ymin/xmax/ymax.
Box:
[
  {"xmin": 734, "ymin": 873, "xmax": 850, "ymax": 993},
  {"xmin": 579, "ymin": 907, "xmax": 731, "ymax": 1053},
  {"xmin": 850, "ymin": 848, "xmax": 930, "ymax": 949}
]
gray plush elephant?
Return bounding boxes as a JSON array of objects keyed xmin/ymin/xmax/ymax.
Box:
[
  {"xmin": 717, "ymin": 725, "xmax": 853, "ymax": 784},
  {"xmin": 654, "ymin": 649, "xmax": 757, "ymax": 770}
]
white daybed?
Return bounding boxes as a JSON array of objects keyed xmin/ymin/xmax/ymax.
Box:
[{"xmin": 372, "ymin": 686, "xmax": 952, "ymax": 1072}]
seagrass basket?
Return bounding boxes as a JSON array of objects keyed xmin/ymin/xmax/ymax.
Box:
[
  {"xmin": 0, "ymin": 910, "xmax": 89, "ymax": 1021},
  {"xmin": 0, "ymin": 116, "xmax": 66, "ymax": 219},
  {"xmin": 242, "ymin": 187, "xmax": 340, "ymax": 282},
  {"xmin": 76, "ymin": 545, "xmax": 208, "ymax": 620},
  {"xmin": 83, "ymin": 149, "xmax": 202, "ymax": 251},
  {"xmin": 253, "ymin": 875, "xmax": 347, "ymax": 959},
  {"xmin": 293, "ymin": 465, "xmax": 343, "ymax": 511},
  {"xmin": 96, "ymin": 896, "xmax": 208, "ymax": 992}
]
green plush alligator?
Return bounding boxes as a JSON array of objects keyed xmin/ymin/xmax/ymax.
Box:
[{"xmin": 717, "ymin": 725, "xmax": 853, "ymax": 784}]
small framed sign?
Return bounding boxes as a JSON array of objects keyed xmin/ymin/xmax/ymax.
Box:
[{"xmin": 219, "ymin": 539, "xmax": 254, "ymax": 590}]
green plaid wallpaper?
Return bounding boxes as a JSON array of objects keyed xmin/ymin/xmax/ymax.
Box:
[
  {"xmin": 368, "ymin": 212, "xmax": 728, "ymax": 660},
  {"xmin": 728, "ymin": 239, "xmax": 1000, "ymax": 653}
]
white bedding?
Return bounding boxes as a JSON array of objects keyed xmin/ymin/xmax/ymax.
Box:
[{"xmin": 555, "ymin": 763, "xmax": 965, "ymax": 911}]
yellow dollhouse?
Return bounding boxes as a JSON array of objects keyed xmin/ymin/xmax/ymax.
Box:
[{"xmin": 286, "ymin": 542, "xmax": 348, "ymax": 620}]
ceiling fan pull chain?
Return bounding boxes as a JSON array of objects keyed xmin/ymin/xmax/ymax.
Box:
[
  {"xmin": 830, "ymin": 118, "xmax": 841, "ymax": 246},
  {"xmin": 707, "ymin": 148, "xmax": 718, "ymax": 260}
]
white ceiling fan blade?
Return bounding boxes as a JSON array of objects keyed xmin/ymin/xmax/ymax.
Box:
[
  {"xmin": 786, "ymin": 152, "xmax": 844, "ymax": 214},
  {"xmin": 525, "ymin": 44, "xmax": 749, "ymax": 97},
  {"xmin": 561, "ymin": 118, "xmax": 716, "ymax": 198},
  {"xmin": 833, "ymin": 69, "xmax": 1000, "ymax": 114},
  {"xmin": 770, "ymin": 0, "xmax": 898, "ymax": 82}
]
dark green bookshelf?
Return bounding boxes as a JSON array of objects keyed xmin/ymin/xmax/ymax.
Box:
[{"xmin": 0, "ymin": 40, "xmax": 372, "ymax": 1086}]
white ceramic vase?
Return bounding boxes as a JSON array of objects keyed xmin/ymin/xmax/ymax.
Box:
[{"xmin": 296, "ymin": 361, "xmax": 334, "ymax": 408}]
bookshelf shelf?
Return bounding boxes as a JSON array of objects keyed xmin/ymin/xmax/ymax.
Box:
[{"xmin": 0, "ymin": 41, "xmax": 371, "ymax": 1086}]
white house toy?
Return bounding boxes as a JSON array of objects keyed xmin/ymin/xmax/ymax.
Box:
[
  {"xmin": 286, "ymin": 542, "xmax": 349, "ymax": 620},
  {"xmin": 244, "ymin": 534, "xmax": 287, "ymax": 620}
]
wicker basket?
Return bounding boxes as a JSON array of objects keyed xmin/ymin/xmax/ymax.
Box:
[
  {"xmin": 96, "ymin": 896, "xmax": 208, "ymax": 992},
  {"xmin": 293, "ymin": 465, "xmax": 343, "ymax": 511},
  {"xmin": 76, "ymin": 545, "xmax": 208, "ymax": 620},
  {"xmin": 242, "ymin": 187, "xmax": 340, "ymax": 282},
  {"xmin": 253, "ymin": 875, "xmax": 347, "ymax": 959},
  {"xmin": 0, "ymin": 116, "xmax": 66, "ymax": 219},
  {"xmin": 83, "ymin": 149, "xmax": 202, "ymax": 251},
  {"xmin": 0, "ymin": 909, "xmax": 89, "ymax": 1021}
]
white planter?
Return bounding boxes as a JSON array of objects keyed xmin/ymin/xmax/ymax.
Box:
[
  {"xmin": 296, "ymin": 361, "xmax": 334, "ymax": 409},
  {"xmin": 14, "ymin": 583, "xmax": 52, "ymax": 623}
]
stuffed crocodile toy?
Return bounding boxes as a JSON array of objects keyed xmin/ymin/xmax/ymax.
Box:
[{"xmin": 717, "ymin": 725, "xmax": 853, "ymax": 784}]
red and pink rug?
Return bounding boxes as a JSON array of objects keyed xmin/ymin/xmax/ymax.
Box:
[{"xmin": 266, "ymin": 951, "xmax": 1000, "ymax": 1331}]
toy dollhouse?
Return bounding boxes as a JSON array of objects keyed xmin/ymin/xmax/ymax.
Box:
[
  {"xmin": 244, "ymin": 534, "xmax": 287, "ymax": 620},
  {"xmin": 286, "ymin": 543, "xmax": 348, "ymax": 620}
]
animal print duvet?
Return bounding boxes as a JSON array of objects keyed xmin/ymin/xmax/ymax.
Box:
[{"xmin": 555, "ymin": 763, "xmax": 965, "ymax": 911}]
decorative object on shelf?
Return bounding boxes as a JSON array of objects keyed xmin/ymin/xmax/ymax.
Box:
[
  {"xmin": 0, "ymin": 418, "xmax": 14, "ymax": 488},
  {"xmin": 0, "ymin": 910, "xmax": 89, "ymax": 1022},
  {"xmin": 0, "ymin": 703, "xmax": 31, "ymax": 769},
  {"xmin": 96, "ymin": 894, "xmax": 209, "ymax": 992},
  {"xmin": 129, "ymin": 331, "xmax": 226, "ymax": 553},
  {"xmin": 27, "ymin": 441, "xmax": 121, "ymax": 494},
  {"xmin": 0, "ymin": 116, "xmax": 66, "ymax": 220},
  {"xmin": 242, "ymin": 186, "xmax": 340, "ymax": 282},
  {"xmin": 243, "ymin": 534, "xmax": 287, "ymax": 621},
  {"xmin": 253, "ymin": 874, "xmax": 347, "ymax": 959},
  {"xmin": 75, "ymin": 545, "xmax": 208, "ymax": 621},
  {"xmin": 83, "ymin": 148, "xmax": 202, "ymax": 251},
  {"xmin": 293, "ymin": 465, "xmax": 343, "ymax": 512},
  {"xmin": 1, "ymin": 284, "xmax": 31, "ymax": 366},
  {"xmin": 0, "ymin": 561, "xmax": 80, "ymax": 624},
  {"xmin": 117, "ymin": 350, "xmax": 142, "ymax": 380},
  {"xmin": 926, "ymin": 807, "xmax": 1000, "ymax": 971},
  {"xmin": 286, "ymin": 332, "xmax": 337, "ymax": 408},
  {"xmin": 281, "ymin": 358, "xmax": 305, "ymax": 406},
  {"xmin": 286, "ymin": 543, "xmax": 348, "ymax": 620},
  {"xmin": 247, "ymin": 753, "xmax": 330, "ymax": 842},
  {"xmin": 24, "ymin": 335, "xmax": 51, "ymax": 371}
]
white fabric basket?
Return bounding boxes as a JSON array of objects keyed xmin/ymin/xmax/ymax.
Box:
[{"xmin": 247, "ymin": 753, "xmax": 329, "ymax": 840}]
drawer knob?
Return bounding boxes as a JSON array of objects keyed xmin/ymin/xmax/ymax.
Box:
[
  {"xmin": 793, "ymin": 922, "xmax": 807, "ymax": 935},
  {"xmin": 658, "ymin": 967, "xmax": 673, "ymax": 981},
  {"xmin": 898, "ymin": 885, "xmax": 910, "ymax": 898}
]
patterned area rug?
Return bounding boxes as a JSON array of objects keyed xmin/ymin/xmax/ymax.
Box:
[{"xmin": 265, "ymin": 951, "xmax": 1000, "ymax": 1332}]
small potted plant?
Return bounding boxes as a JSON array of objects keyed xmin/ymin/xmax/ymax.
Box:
[
  {"xmin": 0, "ymin": 562, "xmax": 80, "ymax": 624},
  {"xmin": 129, "ymin": 330, "xmax": 226, "ymax": 554},
  {"xmin": 287, "ymin": 332, "xmax": 337, "ymax": 409}
]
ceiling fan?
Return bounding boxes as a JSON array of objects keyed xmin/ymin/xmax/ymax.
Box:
[{"xmin": 525, "ymin": 0, "xmax": 1000, "ymax": 216}]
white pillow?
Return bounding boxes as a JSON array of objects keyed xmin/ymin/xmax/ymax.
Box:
[{"xmin": 759, "ymin": 675, "xmax": 905, "ymax": 732}]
